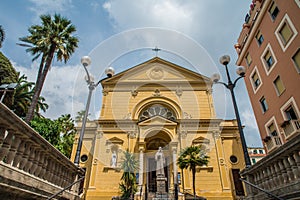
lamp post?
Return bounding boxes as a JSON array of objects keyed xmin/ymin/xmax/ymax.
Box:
[
  {"xmin": 211, "ymin": 55, "xmax": 251, "ymax": 168},
  {"xmin": 74, "ymin": 56, "xmax": 115, "ymax": 166}
]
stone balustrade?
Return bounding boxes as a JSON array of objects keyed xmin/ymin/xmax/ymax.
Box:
[
  {"xmin": 0, "ymin": 102, "xmax": 84, "ymax": 199},
  {"xmin": 241, "ymin": 134, "xmax": 300, "ymax": 199}
]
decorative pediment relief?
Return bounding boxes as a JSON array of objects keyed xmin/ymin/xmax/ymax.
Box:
[
  {"xmin": 106, "ymin": 137, "xmax": 124, "ymax": 145},
  {"xmin": 138, "ymin": 115, "xmax": 177, "ymax": 126},
  {"xmin": 101, "ymin": 57, "xmax": 210, "ymax": 86},
  {"xmin": 192, "ymin": 136, "xmax": 210, "ymax": 145}
]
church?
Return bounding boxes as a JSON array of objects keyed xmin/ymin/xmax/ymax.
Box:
[{"xmin": 71, "ymin": 57, "xmax": 246, "ymax": 199}]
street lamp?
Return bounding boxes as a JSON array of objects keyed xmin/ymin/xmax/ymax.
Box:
[
  {"xmin": 74, "ymin": 56, "xmax": 115, "ymax": 166},
  {"xmin": 211, "ymin": 55, "xmax": 251, "ymax": 168}
]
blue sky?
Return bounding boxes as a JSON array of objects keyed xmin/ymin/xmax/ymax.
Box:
[{"xmin": 0, "ymin": 0, "xmax": 263, "ymax": 147}]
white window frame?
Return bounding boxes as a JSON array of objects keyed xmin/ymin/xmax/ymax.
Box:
[
  {"xmin": 292, "ymin": 48, "xmax": 300, "ymax": 73},
  {"xmin": 264, "ymin": 116, "xmax": 282, "ymax": 152},
  {"xmin": 273, "ymin": 76, "xmax": 285, "ymax": 96},
  {"xmin": 280, "ymin": 97, "xmax": 300, "ymax": 139},
  {"xmin": 275, "ymin": 14, "xmax": 298, "ymax": 52},
  {"xmin": 260, "ymin": 44, "xmax": 277, "ymax": 76},
  {"xmin": 260, "ymin": 96, "xmax": 268, "ymax": 113},
  {"xmin": 295, "ymin": 0, "xmax": 300, "ymax": 8},
  {"xmin": 280, "ymin": 97, "xmax": 300, "ymax": 121},
  {"xmin": 249, "ymin": 66, "xmax": 263, "ymax": 94}
]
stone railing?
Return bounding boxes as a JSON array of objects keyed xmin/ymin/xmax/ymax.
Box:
[
  {"xmin": 241, "ymin": 134, "xmax": 300, "ymax": 199},
  {"xmin": 0, "ymin": 102, "xmax": 84, "ymax": 199}
]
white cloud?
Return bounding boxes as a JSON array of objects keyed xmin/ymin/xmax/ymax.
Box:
[
  {"xmin": 28, "ymin": 0, "xmax": 73, "ymax": 20},
  {"xmin": 14, "ymin": 61, "xmax": 88, "ymax": 120},
  {"xmin": 241, "ymin": 109, "xmax": 259, "ymax": 130},
  {"xmin": 102, "ymin": 0, "xmax": 194, "ymax": 32}
]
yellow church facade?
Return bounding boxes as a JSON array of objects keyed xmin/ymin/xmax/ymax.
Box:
[{"xmin": 71, "ymin": 57, "xmax": 246, "ymax": 200}]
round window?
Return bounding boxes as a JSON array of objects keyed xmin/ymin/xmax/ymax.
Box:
[
  {"xmin": 80, "ymin": 154, "xmax": 88, "ymax": 163},
  {"xmin": 230, "ymin": 155, "xmax": 238, "ymax": 164}
]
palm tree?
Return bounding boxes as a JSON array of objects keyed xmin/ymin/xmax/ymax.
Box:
[
  {"xmin": 10, "ymin": 74, "xmax": 48, "ymax": 118},
  {"xmin": 0, "ymin": 25, "xmax": 5, "ymax": 48},
  {"xmin": 19, "ymin": 14, "xmax": 79, "ymax": 123},
  {"xmin": 177, "ymin": 145, "xmax": 209, "ymax": 199},
  {"xmin": 119, "ymin": 150, "xmax": 139, "ymax": 199}
]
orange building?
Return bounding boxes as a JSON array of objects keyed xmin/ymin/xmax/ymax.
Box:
[{"xmin": 235, "ymin": 0, "xmax": 300, "ymax": 153}]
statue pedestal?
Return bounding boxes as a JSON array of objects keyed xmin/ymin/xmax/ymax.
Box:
[{"xmin": 156, "ymin": 174, "xmax": 167, "ymax": 198}]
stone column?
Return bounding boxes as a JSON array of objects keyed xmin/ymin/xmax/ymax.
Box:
[
  {"xmin": 139, "ymin": 147, "xmax": 144, "ymax": 192},
  {"xmin": 173, "ymin": 147, "xmax": 178, "ymax": 184}
]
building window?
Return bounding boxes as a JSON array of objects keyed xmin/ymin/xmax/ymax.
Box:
[
  {"xmin": 252, "ymin": 158, "xmax": 256, "ymax": 164},
  {"xmin": 259, "ymin": 149, "xmax": 264, "ymax": 154},
  {"xmin": 253, "ymin": 149, "xmax": 258, "ymax": 154},
  {"xmin": 275, "ymin": 14, "xmax": 298, "ymax": 51},
  {"xmin": 250, "ymin": 67, "xmax": 262, "ymax": 93},
  {"xmin": 264, "ymin": 118, "xmax": 282, "ymax": 152},
  {"xmin": 264, "ymin": 50, "xmax": 274, "ymax": 68},
  {"xmin": 139, "ymin": 104, "xmax": 176, "ymax": 121},
  {"xmin": 267, "ymin": 123, "xmax": 282, "ymax": 147},
  {"xmin": 273, "ymin": 76, "xmax": 285, "ymax": 96},
  {"xmin": 279, "ymin": 22, "xmax": 293, "ymax": 44},
  {"xmin": 260, "ymin": 96, "xmax": 268, "ymax": 113},
  {"xmin": 285, "ymin": 105, "xmax": 298, "ymax": 120},
  {"xmin": 261, "ymin": 44, "xmax": 277, "ymax": 75},
  {"xmin": 268, "ymin": 123, "xmax": 277, "ymax": 136},
  {"xmin": 255, "ymin": 30, "xmax": 264, "ymax": 46},
  {"xmin": 292, "ymin": 48, "xmax": 300, "ymax": 73},
  {"xmin": 269, "ymin": 1, "xmax": 279, "ymax": 20},
  {"xmin": 280, "ymin": 97, "xmax": 300, "ymax": 139},
  {"xmin": 245, "ymin": 53, "xmax": 252, "ymax": 66}
]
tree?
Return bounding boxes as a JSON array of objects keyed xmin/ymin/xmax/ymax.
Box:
[
  {"xmin": 10, "ymin": 74, "xmax": 35, "ymax": 117},
  {"xmin": 0, "ymin": 25, "xmax": 5, "ymax": 48},
  {"xmin": 10, "ymin": 74, "xmax": 49, "ymax": 118},
  {"xmin": 119, "ymin": 150, "xmax": 139, "ymax": 199},
  {"xmin": 75, "ymin": 110, "xmax": 90, "ymax": 122},
  {"xmin": 177, "ymin": 145, "xmax": 209, "ymax": 199},
  {"xmin": 7, "ymin": 73, "xmax": 49, "ymax": 118},
  {"xmin": 30, "ymin": 114, "xmax": 76, "ymax": 158},
  {"xmin": 0, "ymin": 51, "xmax": 18, "ymax": 106},
  {"xmin": 19, "ymin": 14, "xmax": 79, "ymax": 123}
]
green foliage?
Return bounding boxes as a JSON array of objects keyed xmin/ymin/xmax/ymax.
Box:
[
  {"xmin": 119, "ymin": 150, "xmax": 139, "ymax": 199},
  {"xmin": 0, "ymin": 51, "xmax": 18, "ymax": 106},
  {"xmin": 8, "ymin": 74, "xmax": 48, "ymax": 118},
  {"xmin": 177, "ymin": 145, "xmax": 209, "ymax": 198},
  {"xmin": 0, "ymin": 25, "xmax": 5, "ymax": 48},
  {"xmin": 75, "ymin": 110, "xmax": 90, "ymax": 122},
  {"xmin": 30, "ymin": 114, "xmax": 76, "ymax": 158},
  {"xmin": 19, "ymin": 14, "xmax": 79, "ymax": 122},
  {"xmin": 177, "ymin": 145, "xmax": 209, "ymax": 171}
]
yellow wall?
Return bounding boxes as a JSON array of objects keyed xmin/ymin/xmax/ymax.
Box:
[{"xmin": 71, "ymin": 58, "xmax": 245, "ymax": 200}]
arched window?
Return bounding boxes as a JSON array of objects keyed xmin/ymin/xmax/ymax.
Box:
[{"xmin": 139, "ymin": 104, "xmax": 176, "ymax": 121}]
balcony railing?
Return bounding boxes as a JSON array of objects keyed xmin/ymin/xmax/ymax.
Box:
[
  {"xmin": 0, "ymin": 102, "xmax": 84, "ymax": 199},
  {"xmin": 264, "ymin": 136, "xmax": 281, "ymax": 153},
  {"xmin": 282, "ymin": 119, "xmax": 300, "ymax": 139},
  {"xmin": 241, "ymin": 134, "xmax": 300, "ymax": 199}
]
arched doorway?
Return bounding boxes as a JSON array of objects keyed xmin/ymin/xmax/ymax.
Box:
[
  {"xmin": 144, "ymin": 130, "xmax": 172, "ymax": 194},
  {"xmin": 137, "ymin": 103, "xmax": 178, "ymax": 196}
]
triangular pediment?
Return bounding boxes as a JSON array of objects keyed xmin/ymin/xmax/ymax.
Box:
[
  {"xmin": 106, "ymin": 137, "xmax": 124, "ymax": 145},
  {"xmin": 138, "ymin": 115, "xmax": 177, "ymax": 126},
  {"xmin": 101, "ymin": 57, "xmax": 210, "ymax": 87},
  {"xmin": 192, "ymin": 136, "xmax": 210, "ymax": 144}
]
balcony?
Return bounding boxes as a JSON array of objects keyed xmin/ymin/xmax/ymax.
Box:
[
  {"xmin": 282, "ymin": 119, "xmax": 300, "ymax": 140},
  {"xmin": 241, "ymin": 134, "xmax": 300, "ymax": 199},
  {"xmin": 0, "ymin": 102, "xmax": 84, "ymax": 199},
  {"xmin": 263, "ymin": 135, "xmax": 282, "ymax": 153}
]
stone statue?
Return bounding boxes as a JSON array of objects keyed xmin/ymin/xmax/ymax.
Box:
[
  {"xmin": 111, "ymin": 151, "xmax": 117, "ymax": 167},
  {"xmin": 155, "ymin": 147, "xmax": 165, "ymax": 176}
]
